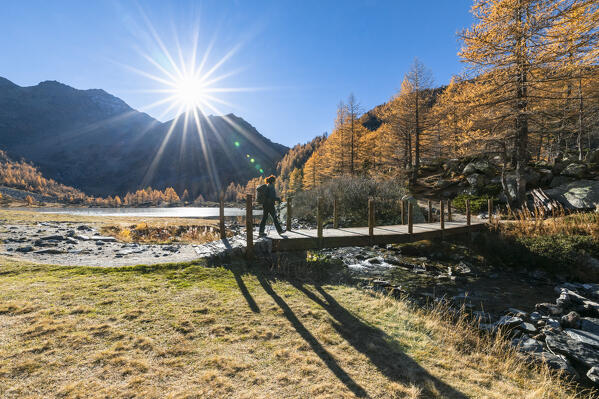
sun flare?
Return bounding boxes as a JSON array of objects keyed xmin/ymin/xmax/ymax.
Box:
[{"xmin": 172, "ymin": 75, "xmax": 207, "ymax": 110}]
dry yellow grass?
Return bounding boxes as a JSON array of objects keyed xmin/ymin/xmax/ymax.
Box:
[{"xmin": 0, "ymin": 257, "xmax": 585, "ymax": 398}]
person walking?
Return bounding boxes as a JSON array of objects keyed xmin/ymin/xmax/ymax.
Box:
[{"xmin": 257, "ymin": 175, "xmax": 285, "ymax": 237}]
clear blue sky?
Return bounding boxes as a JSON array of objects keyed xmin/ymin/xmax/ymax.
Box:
[{"xmin": 1, "ymin": 0, "xmax": 474, "ymax": 147}]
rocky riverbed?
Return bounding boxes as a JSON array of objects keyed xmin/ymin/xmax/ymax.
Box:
[{"xmin": 0, "ymin": 221, "xmax": 203, "ymax": 266}]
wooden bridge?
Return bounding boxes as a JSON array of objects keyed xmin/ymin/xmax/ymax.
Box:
[{"xmin": 217, "ymin": 195, "xmax": 491, "ymax": 256}]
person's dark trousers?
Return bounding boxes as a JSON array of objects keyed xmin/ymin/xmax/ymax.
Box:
[{"xmin": 259, "ymin": 205, "xmax": 283, "ymax": 235}]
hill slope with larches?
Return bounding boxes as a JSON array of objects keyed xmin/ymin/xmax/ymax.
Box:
[{"xmin": 0, "ymin": 77, "xmax": 287, "ymax": 198}]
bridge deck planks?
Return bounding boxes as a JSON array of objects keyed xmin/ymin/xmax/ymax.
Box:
[{"xmin": 265, "ymin": 221, "xmax": 485, "ymax": 251}]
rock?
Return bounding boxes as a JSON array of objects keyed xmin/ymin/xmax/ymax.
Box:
[
  {"xmin": 525, "ymin": 168, "xmax": 541, "ymax": 187},
  {"xmin": 400, "ymin": 195, "xmax": 425, "ymax": 223},
  {"xmin": 463, "ymin": 163, "xmax": 477, "ymax": 175},
  {"xmin": 15, "ymin": 246, "xmax": 34, "ymax": 253},
  {"xmin": 564, "ymin": 329, "xmax": 599, "ymax": 348},
  {"xmin": 496, "ymin": 315, "xmax": 523, "ymax": 328},
  {"xmin": 40, "ymin": 234, "xmax": 64, "ymax": 241},
  {"xmin": 91, "ymin": 236, "xmax": 117, "ymax": 242},
  {"xmin": 587, "ymin": 366, "xmax": 599, "ymax": 384},
  {"xmin": 367, "ymin": 257, "xmax": 382, "ymax": 265},
  {"xmin": 508, "ymin": 308, "xmax": 528, "ymax": 317},
  {"xmin": 538, "ymin": 168, "xmax": 553, "ymax": 186},
  {"xmin": 588, "ymin": 149, "xmax": 599, "ymax": 164},
  {"xmin": 66, "ymin": 237, "xmax": 78, "ymax": 244},
  {"xmin": 536, "ymin": 303, "xmax": 563, "ymax": 316},
  {"xmin": 444, "ymin": 159, "xmax": 461, "ymax": 173},
  {"xmin": 466, "ymin": 173, "xmax": 487, "ymax": 189},
  {"xmin": 532, "ymin": 351, "xmax": 577, "ymax": 376},
  {"xmin": 530, "ymin": 312, "xmax": 542, "ymax": 322},
  {"xmin": 33, "ymin": 248, "xmax": 64, "ymax": 254},
  {"xmin": 463, "ymin": 160, "xmax": 495, "ymax": 176},
  {"xmin": 545, "ymin": 179, "xmax": 599, "ymax": 209},
  {"xmin": 561, "ymin": 311, "xmax": 581, "ymax": 329},
  {"xmin": 549, "ymin": 175, "xmax": 575, "ymax": 188},
  {"xmin": 545, "ymin": 318, "xmax": 562, "ymax": 330},
  {"xmin": 75, "ymin": 234, "xmax": 90, "ymax": 241},
  {"xmin": 520, "ymin": 322, "xmax": 537, "ymax": 334},
  {"xmin": 512, "ymin": 335, "xmax": 543, "ymax": 353},
  {"xmin": 561, "ymin": 162, "xmax": 587, "ymax": 178},
  {"xmin": 77, "ymin": 225, "xmax": 93, "ymax": 231},
  {"xmin": 546, "ymin": 333, "xmax": 599, "ymax": 368}
]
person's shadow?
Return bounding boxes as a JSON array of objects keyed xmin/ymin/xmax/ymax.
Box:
[{"xmin": 286, "ymin": 280, "xmax": 469, "ymax": 398}]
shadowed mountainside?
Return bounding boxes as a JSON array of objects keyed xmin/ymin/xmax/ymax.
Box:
[{"xmin": 0, "ymin": 77, "xmax": 287, "ymax": 198}]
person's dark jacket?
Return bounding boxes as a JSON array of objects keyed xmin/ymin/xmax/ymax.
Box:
[{"xmin": 264, "ymin": 184, "xmax": 281, "ymax": 208}]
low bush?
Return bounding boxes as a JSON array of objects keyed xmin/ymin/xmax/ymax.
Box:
[
  {"xmin": 452, "ymin": 194, "xmax": 495, "ymax": 214},
  {"xmin": 291, "ymin": 176, "xmax": 407, "ymax": 226}
]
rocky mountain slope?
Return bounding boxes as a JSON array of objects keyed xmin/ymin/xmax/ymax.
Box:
[{"xmin": 0, "ymin": 77, "xmax": 287, "ymax": 198}]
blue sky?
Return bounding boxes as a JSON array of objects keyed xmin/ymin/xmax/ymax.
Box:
[{"xmin": 1, "ymin": 0, "xmax": 474, "ymax": 147}]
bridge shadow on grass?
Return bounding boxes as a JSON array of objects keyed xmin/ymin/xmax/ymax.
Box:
[
  {"xmin": 289, "ymin": 281, "xmax": 469, "ymax": 399},
  {"xmin": 232, "ymin": 268, "xmax": 260, "ymax": 313},
  {"xmin": 256, "ymin": 274, "xmax": 369, "ymax": 397}
]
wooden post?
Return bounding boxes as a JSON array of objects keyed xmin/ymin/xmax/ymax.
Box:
[
  {"xmin": 400, "ymin": 200, "xmax": 405, "ymax": 225},
  {"xmin": 317, "ymin": 197, "xmax": 323, "ymax": 239},
  {"xmin": 440, "ymin": 200, "xmax": 445, "ymax": 230},
  {"xmin": 368, "ymin": 198, "xmax": 374, "ymax": 236},
  {"xmin": 286, "ymin": 197, "xmax": 292, "ymax": 231},
  {"xmin": 448, "ymin": 199, "xmax": 452, "ymax": 222},
  {"xmin": 466, "ymin": 199, "xmax": 471, "ymax": 226},
  {"xmin": 488, "ymin": 198, "xmax": 493, "ymax": 222},
  {"xmin": 427, "ymin": 200, "xmax": 432, "ymax": 223},
  {"xmin": 408, "ymin": 202, "xmax": 413, "ymax": 234},
  {"xmin": 333, "ymin": 197, "xmax": 339, "ymax": 229},
  {"xmin": 219, "ymin": 191, "xmax": 226, "ymax": 239},
  {"xmin": 245, "ymin": 194, "xmax": 253, "ymax": 259}
]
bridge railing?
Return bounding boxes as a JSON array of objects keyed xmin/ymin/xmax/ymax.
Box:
[{"xmin": 217, "ymin": 192, "xmax": 491, "ymax": 258}]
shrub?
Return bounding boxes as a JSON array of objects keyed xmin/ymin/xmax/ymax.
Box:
[
  {"xmin": 291, "ymin": 176, "xmax": 407, "ymax": 226},
  {"xmin": 453, "ymin": 194, "xmax": 495, "ymax": 214}
]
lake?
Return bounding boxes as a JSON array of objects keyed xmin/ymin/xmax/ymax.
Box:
[{"xmin": 10, "ymin": 206, "xmax": 263, "ymax": 218}]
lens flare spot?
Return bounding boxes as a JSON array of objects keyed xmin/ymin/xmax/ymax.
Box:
[
  {"xmin": 234, "ymin": 141, "xmax": 240, "ymax": 147},
  {"xmin": 250, "ymin": 158, "xmax": 255, "ymax": 163}
]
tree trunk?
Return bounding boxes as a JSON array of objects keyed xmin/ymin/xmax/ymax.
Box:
[
  {"xmin": 412, "ymin": 92, "xmax": 420, "ymax": 184},
  {"xmin": 577, "ymin": 76, "xmax": 583, "ymax": 161}
]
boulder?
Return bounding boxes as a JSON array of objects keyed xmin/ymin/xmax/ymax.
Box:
[
  {"xmin": 561, "ymin": 312, "xmax": 581, "ymax": 329},
  {"xmin": 549, "ymin": 175, "xmax": 575, "ymax": 188},
  {"xmin": 495, "ymin": 315, "xmax": 523, "ymax": 328},
  {"xmin": 400, "ymin": 195, "xmax": 425, "ymax": 223},
  {"xmin": 588, "ymin": 149, "xmax": 599, "ymax": 164},
  {"xmin": 466, "ymin": 173, "xmax": 487, "ymax": 189},
  {"xmin": 538, "ymin": 168, "xmax": 553, "ymax": 186},
  {"xmin": 587, "ymin": 366, "xmax": 599, "ymax": 385},
  {"xmin": 525, "ymin": 168, "xmax": 541, "ymax": 187},
  {"xmin": 580, "ymin": 318, "xmax": 599, "ymax": 335},
  {"xmin": 536, "ymin": 303, "xmax": 563, "ymax": 316},
  {"xmin": 545, "ymin": 180, "xmax": 599, "ymax": 209},
  {"xmin": 564, "ymin": 329, "xmax": 599, "ymax": 348},
  {"xmin": 532, "ymin": 351, "xmax": 577, "ymax": 376},
  {"xmin": 546, "ymin": 333, "xmax": 599, "ymax": 368},
  {"xmin": 511, "ymin": 335, "xmax": 543, "ymax": 353},
  {"xmin": 561, "ymin": 162, "xmax": 587, "ymax": 178},
  {"xmin": 444, "ymin": 159, "xmax": 461, "ymax": 173},
  {"xmin": 463, "ymin": 160, "xmax": 495, "ymax": 176}
]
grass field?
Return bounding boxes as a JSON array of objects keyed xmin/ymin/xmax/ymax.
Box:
[{"xmin": 0, "ymin": 257, "xmax": 583, "ymax": 398}]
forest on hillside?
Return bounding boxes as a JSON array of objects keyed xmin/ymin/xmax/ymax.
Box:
[{"xmin": 250, "ymin": 0, "xmax": 599, "ymax": 207}]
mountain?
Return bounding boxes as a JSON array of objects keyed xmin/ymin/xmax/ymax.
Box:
[{"xmin": 0, "ymin": 77, "xmax": 287, "ymax": 198}]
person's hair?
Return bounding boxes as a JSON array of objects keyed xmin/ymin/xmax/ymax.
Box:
[{"xmin": 265, "ymin": 175, "xmax": 276, "ymax": 184}]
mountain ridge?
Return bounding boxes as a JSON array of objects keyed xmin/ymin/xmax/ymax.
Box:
[{"xmin": 0, "ymin": 77, "xmax": 287, "ymax": 199}]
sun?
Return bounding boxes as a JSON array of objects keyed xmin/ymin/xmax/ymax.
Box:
[{"xmin": 173, "ymin": 74, "xmax": 207, "ymax": 110}]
